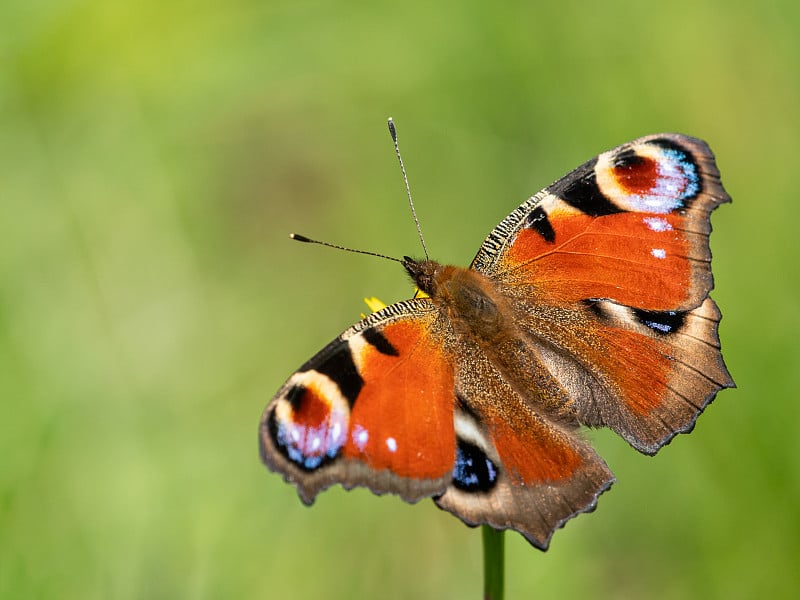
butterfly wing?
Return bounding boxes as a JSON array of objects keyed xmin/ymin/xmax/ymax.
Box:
[
  {"xmin": 436, "ymin": 334, "xmax": 615, "ymax": 550},
  {"xmin": 470, "ymin": 133, "xmax": 734, "ymax": 454},
  {"xmin": 260, "ymin": 299, "xmax": 457, "ymax": 504}
]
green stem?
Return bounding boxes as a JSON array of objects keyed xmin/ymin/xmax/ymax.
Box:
[{"xmin": 482, "ymin": 526, "xmax": 505, "ymax": 600}]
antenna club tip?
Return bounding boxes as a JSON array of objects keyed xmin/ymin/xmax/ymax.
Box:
[
  {"xmin": 290, "ymin": 233, "xmax": 311, "ymax": 243},
  {"xmin": 387, "ymin": 118, "xmax": 397, "ymax": 141}
]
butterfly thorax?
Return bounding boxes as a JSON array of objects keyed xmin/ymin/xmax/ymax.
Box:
[
  {"xmin": 403, "ymin": 257, "xmax": 505, "ymax": 343},
  {"xmin": 404, "ymin": 256, "xmax": 581, "ymax": 422}
]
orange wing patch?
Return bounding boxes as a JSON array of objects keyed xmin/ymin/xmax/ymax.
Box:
[
  {"xmin": 590, "ymin": 326, "xmax": 670, "ymax": 416},
  {"xmin": 503, "ymin": 210, "xmax": 698, "ymax": 310},
  {"xmin": 346, "ymin": 320, "xmax": 456, "ymax": 480},
  {"xmin": 487, "ymin": 409, "xmax": 583, "ymax": 483}
]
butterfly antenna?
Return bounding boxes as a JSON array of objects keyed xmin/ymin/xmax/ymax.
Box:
[
  {"xmin": 289, "ymin": 233, "xmax": 404, "ymax": 264},
  {"xmin": 388, "ymin": 118, "xmax": 429, "ymax": 261}
]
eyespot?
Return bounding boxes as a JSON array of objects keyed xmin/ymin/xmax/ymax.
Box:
[
  {"xmin": 452, "ymin": 438, "xmax": 498, "ymax": 492},
  {"xmin": 596, "ymin": 139, "xmax": 701, "ymax": 214},
  {"xmin": 270, "ymin": 371, "xmax": 351, "ymax": 471}
]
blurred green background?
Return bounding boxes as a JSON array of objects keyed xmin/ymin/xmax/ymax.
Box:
[{"xmin": 2, "ymin": 1, "xmax": 798, "ymax": 598}]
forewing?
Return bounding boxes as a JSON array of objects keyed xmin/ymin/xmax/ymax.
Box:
[{"xmin": 260, "ymin": 299, "xmax": 457, "ymax": 504}]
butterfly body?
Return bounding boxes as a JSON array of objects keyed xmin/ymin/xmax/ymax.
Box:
[{"xmin": 261, "ymin": 133, "xmax": 734, "ymax": 549}]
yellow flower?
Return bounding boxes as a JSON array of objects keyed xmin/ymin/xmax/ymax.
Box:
[
  {"xmin": 362, "ymin": 289, "xmax": 429, "ymax": 317},
  {"xmin": 363, "ymin": 296, "xmax": 388, "ymax": 313}
]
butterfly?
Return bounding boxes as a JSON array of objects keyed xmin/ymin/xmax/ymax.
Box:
[{"xmin": 260, "ymin": 132, "xmax": 734, "ymax": 550}]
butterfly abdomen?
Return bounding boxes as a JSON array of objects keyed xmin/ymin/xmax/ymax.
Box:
[{"xmin": 415, "ymin": 263, "xmax": 579, "ymax": 423}]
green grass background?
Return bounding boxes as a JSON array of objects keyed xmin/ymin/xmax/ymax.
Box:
[{"xmin": 2, "ymin": 1, "xmax": 798, "ymax": 598}]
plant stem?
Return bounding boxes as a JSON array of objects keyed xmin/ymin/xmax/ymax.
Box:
[{"xmin": 482, "ymin": 526, "xmax": 504, "ymax": 600}]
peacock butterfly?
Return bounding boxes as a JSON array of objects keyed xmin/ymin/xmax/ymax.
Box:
[{"xmin": 259, "ymin": 126, "xmax": 734, "ymax": 550}]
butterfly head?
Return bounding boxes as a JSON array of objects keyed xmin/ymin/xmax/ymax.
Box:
[{"xmin": 402, "ymin": 256, "xmax": 442, "ymax": 297}]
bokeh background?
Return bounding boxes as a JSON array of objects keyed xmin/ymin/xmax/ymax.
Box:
[{"xmin": 2, "ymin": 1, "xmax": 798, "ymax": 598}]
